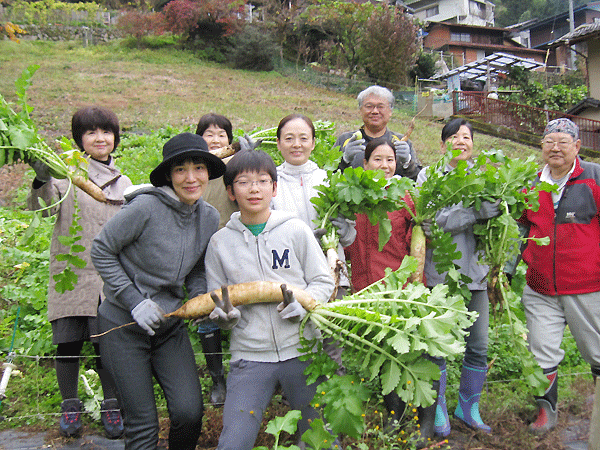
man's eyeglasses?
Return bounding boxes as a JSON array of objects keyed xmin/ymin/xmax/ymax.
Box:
[
  {"xmin": 541, "ymin": 139, "xmax": 574, "ymax": 150},
  {"xmin": 362, "ymin": 103, "xmax": 389, "ymax": 112}
]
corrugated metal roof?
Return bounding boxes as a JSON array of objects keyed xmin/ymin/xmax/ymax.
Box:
[{"xmin": 433, "ymin": 52, "xmax": 544, "ymax": 82}]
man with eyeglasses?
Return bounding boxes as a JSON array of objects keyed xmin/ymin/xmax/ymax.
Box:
[
  {"xmin": 334, "ymin": 85, "xmax": 422, "ymax": 180},
  {"xmin": 517, "ymin": 118, "xmax": 600, "ymax": 433}
]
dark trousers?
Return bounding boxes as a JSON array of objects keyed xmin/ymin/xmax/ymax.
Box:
[{"xmin": 98, "ymin": 315, "xmax": 203, "ymax": 450}]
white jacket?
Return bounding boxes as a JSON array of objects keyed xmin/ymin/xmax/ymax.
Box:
[{"xmin": 272, "ymin": 161, "xmax": 351, "ymax": 287}]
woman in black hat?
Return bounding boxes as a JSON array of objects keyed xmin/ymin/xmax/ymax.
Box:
[{"xmin": 91, "ymin": 133, "xmax": 226, "ymax": 450}]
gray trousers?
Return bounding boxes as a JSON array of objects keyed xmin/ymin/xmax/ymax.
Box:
[
  {"xmin": 522, "ymin": 285, "xmax": 600, "ymax": 371},
  {"xmin": 217, "ymin": 357, "xmax": 323, "ymax": 450},
  {"xmin": 463, "ymin": 290, "xmax": 490, "ymax": 367},
  {"xmin": 98, "ymin": 315, "xmax": 203, "ymax": 450}
]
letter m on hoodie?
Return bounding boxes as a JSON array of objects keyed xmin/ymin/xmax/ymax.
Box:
[{"xmin": 272, "ymin": 249, "xmax": 290, "ymax": 269}]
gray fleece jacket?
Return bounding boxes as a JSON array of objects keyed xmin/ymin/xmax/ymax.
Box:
[
  {"xmin": 416, "ymin": 164, "xmax": 488, "ymax": 291},
  {"xmin": 91, "ymin": 186, "xmax": 219, "ymax": 326},
  {"xmin": 205, "ymin": 210, "xmax": 334, "ymax": 363}
]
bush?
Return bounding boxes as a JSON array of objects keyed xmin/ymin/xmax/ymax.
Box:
[
  {"xmin": 229, "ymin": 25, "xmax": 279, "ymax": 71},
  {"xmin": 116, "ymin": 10, "xmax": 167, "ymax": 42},
  {"xmin": 161, "ymin": 0, "xmax": 246, "ymax": 48}
]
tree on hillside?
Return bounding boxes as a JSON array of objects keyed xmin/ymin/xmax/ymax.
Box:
[
  {"xmin": 161, "ymin": 0, "xmax": 246, "ymax": 44},
  {"xmin": 359, "ymin": 7, "xmax": 417, "ymax": 87},
  {"xmin": 301, "ymin": 0, "xmax": 375, "ymax": 77}
]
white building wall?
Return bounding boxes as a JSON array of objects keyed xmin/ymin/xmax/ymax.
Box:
[{"xmin": 412, "ymin": 0, "xmax": 494, "ymax": 27}]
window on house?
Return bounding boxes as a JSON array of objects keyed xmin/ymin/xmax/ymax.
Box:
[
  {"xmin": 451, "ymin": 32, "xmax": 471, "ymax": 42},
  {"xmin": 469, "ymin": 0, "xmax": 486, "ymax": 19},
  {"xmin": 425, "ymin": 5, "xmax": 439, "ymax": 18}
]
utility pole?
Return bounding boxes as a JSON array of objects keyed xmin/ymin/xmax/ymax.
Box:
[{"xmin": 569, "ymin": 0, "xmax": 576, "ymax": 69}]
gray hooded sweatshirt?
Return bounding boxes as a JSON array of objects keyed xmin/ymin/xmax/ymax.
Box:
[
  {"xmin": 91, "ymin": 186, "xmax": 219, "ymax": 326},
  {"xmin": 205, "ymin": 210, "xmax": 334, "ymax": 363}
]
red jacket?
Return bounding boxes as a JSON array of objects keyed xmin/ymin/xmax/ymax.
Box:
[
  {"xmin": 520, "ymin": 158, "xmax": 600, "ymax": 295},
  {"xmin": 344, "ymin": 195, "xmax": 414, "ymax": 292}
]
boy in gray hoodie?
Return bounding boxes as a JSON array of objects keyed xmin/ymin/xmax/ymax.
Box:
[{"xmin": 205, "ymin": 149, "xmax": 336, "ymax": 450}]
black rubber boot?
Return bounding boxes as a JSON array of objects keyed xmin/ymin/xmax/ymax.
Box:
[
  {"xmin": 199, "ymin": 329, "xmax": 227, "ymax": 405},
  {"xmin": 413, "ymin": 381, "xmax": 439, "ymax": 449},
  {"xmin": 383, "ymin": 391, "xmax": 407, "ymax": 434}
]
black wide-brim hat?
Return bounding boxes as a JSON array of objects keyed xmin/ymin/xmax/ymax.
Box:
[{"xmin": 150, "ymin": 133, "xmax": 227, "ymax": 186}]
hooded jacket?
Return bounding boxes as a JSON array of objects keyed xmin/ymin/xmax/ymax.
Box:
[
  {"xmin": 27, "ymin": 156, "xmax": 132, "ymax": 321},
  {"xmin": 91, "ymin": 186, "xmax": 219, "ymax": 326},
  {"xmin": 272, "ymin": 160, "xmax": 351, "ymax": 286},
  {"xmin": 205, "ymin": 210, "xmax": 335, "ymax": 363},
  {"xmin": 417, "ymin": 164, "xmax": 488, "ymax": 291},
  {"xmin": 520, "ymin": 157, "xmax": 600, "ymax": 295}
]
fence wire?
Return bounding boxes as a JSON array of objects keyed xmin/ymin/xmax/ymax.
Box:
[{"xmin": 0, "ymin": 348, "xmax": 593, "ymax": 424}]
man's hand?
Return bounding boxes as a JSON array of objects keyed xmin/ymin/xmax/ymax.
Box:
[
  {"xmin": 209, "ymin": 286, "xmax": 241, "ymax": 330},
  {"xmin": 393, "ymin": 140, "xmax": 411, "ymax": 168},
  {"xmin": 342, "ymin": 133, "xmax": 366, "ymax": 164},
  {"xmin": 131, "ymin": 299, "xmax": 166, "ymax": 336},
  {"xmin": 277, "ymin": 284, "xmax": 306, "ymax": 323},
  {"xmin": 474, "ymin": 200, "xmax": 501, "ymax": 220}
]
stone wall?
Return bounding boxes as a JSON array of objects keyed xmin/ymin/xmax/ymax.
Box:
[{"xmin": 8, "ymin": 24, "xmax": 120, "ymax": 43}]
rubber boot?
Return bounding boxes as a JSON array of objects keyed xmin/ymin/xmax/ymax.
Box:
[
  {"xmin": 413, "ymin": 381, "xmax": 439, "ymax": 449},
  {"xmin": 530, "ymin": 367, "xmax": 558, "ymax": 434},
  {"xmin": 434, "ymin": 361, "xmax": 451, "ymax": 437},
  {"xmin": 199, "ymin": 329, "xmax": 227, "ymax": 405},
  {"xmin": 454, "ymin": 362, "xmax": 491, "ymax": 433},
  {"xmin": 383, "ymin": 391, "xmax": 407, "ymax": 434},
  {"xmin": 100, "ymin": 398, "xmax": 124, "ymax": 439},
  {"xmin": 59, "ymin": 398, "xmax": 83, "ymax": 437}
]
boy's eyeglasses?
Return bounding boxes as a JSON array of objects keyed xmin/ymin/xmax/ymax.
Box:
[
  {"xmin": 541, "ymin": 139, "xmax": 574, "ymax": 150},
  {"xmin": 233, "ymin": 179, "xmax": 273, "ymax": 189}
]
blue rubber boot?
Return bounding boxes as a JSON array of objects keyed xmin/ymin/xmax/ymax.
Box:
[
  {"xmin": 454, "ymin": 363, "xmax": 491, "ymax": 433},
  {"xmin": 434, "ymin": 361, "xmax": 451, "ymax": 437}
]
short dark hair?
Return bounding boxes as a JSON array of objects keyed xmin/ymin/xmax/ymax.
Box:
[
  {"xmin": 441, "ymin": 118, "xmax": 473, "ymax": 143},
  {"xmin": 71, "ymin": 106, "xmax": 120, "ymax": 151},
  {"xmin": 223, "ymin": 150, "xmax": 277, "ymax": 190},
  {"xmin": 195, "ymin": 114, "xmax": 233, "ymax": 144},
  {"xmin": 276, "ymin": 114, "xmax": 315, "ymax": 139},
  {"xmin": 364, "ymin": 137, "xmax": 395, "ymax": 162}
]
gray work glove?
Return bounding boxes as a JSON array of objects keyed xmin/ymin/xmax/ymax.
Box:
[
  {"xmin": 238, "ymin": 134, "xmax": 262, "ymax": 152},
  {"xmin": 29, "ymin": 159, "xmax": 51, "ymax": 183},
  {"xmin": 277, "ymin": 284, "xmax": 306, "ymax": 323},
  {"xmin": 131, "ymin": 299, "xmax": 166, "ymax": 336},
  {"xmin": 393, "ymin": 140, "xmax": 411, "ymax": 168},
  {"xmin": 331, "ymin": 214, "xmax": 356, "ymax": 247},
  {"xmin": 474, "ymin": 199, "xmax": 501, "ymax": 220},
  {"xmin": 313, "ymin": 227, "xmax": 327, "ymax": 240},
  {"xmin": 342, "ymin": 134, "xmax": 366, "ymax": 164},
  {"xmin": 209, "ymin": 286, "xmax": 241, "ymax": 330},
  {"xmin": 420, "ymin": 218, "xmax": 434, "ymax": 238}
]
